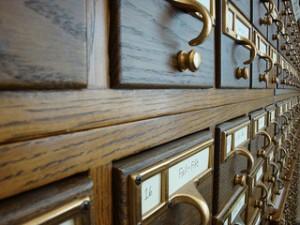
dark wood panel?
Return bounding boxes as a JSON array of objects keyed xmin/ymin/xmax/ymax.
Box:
[
  {"xmin": 0, "ymin": 0, "xmax": 87, "ymax": 90},
  {"xmin": 0, "ymin": 174, "xmax": 93, "ymax": 224},
  {"xmin": 0, "ymin": 89, "xmax": 276, "ymax": 144},
  {"xmin": 0, "ymin": 97, "xmax": 278, "ymax": 200},
  {"xmin": 109, "ymin": 0, "xmax": 214, "ymax": 88}
]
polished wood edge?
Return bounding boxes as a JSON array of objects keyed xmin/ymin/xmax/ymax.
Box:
[{"xmin": 0, "ymin": 89, "xmax": 280, "ymax": 144}]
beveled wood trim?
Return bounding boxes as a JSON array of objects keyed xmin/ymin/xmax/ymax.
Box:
[
  {"xmin": 0, "ymin": 89, "xmax": 277, "ymax": 144},
  {"xmin": 0, "ymin": 96, "xmax": 279, "ymax": 200}
]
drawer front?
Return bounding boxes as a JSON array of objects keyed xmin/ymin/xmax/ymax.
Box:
[
  {"xmin": 267, "ymin": 5, "xmax": 281, "ymax": 49},
  {"xmin": 0, "ymin": 0, "xmax": 87, "ymax": 90},
  {"xmin": 110, "ymin": 0, "xmax": 215, "ymax": 88},
  {"xmin": 269, "ymin": 47, "xmax": 280, "ymax": 89},
  {"xmin": 229, "ymin": 0, "xmax": 251, "ymax": 20},
  {"xmin": 214, "ymin": 117, "xmax": 252, "ymax": 213},
  {"xmin": 218, "ymin": 0, "xmax": 253, "ymax": 88},
  {"xmin": 0, "ymin": 175, "xmax": 93, "ymax": 225},
  {"xmin": 249, "ymin": 109, "xmax": 269, "ymax": 164},
  {"xmin": 113, "ymin": 132, "xmax": 214, "ymax": 225},
  {"xmin": 252, "ymin": 1, "xmax": 269, "ymax": 39}
]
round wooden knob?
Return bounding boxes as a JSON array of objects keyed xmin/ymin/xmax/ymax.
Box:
[
  {"xmin": 177, "ymin": 50, "xmax": 201, "ymax": 72},
  {"xmin": 236, "ymin": 67, "xmax": 249, "ymax": 79}
]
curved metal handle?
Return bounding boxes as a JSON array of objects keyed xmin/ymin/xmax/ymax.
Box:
[
  {"xmin": 256, "ymin": 181, "xmax": 268, "ymax": 200},
  {"xmin": 273, "ymin": 18, "xmax": 284, "ymax": 33},
  {"xmin": 281, "ymin": 114, "xmax": 289, "ymax": 125},
  {"xmin": 236, "ymin": 35, "xmax": 257, "ymax": 65},
  {"xmin": 170, "ymin": 0, "xmax": 213, "ymax": 46},
  {"xmin": 284, "ymin": 139, "xmax": 292, "ymax": 150},
  {"xmin": 261, "ymin": 54, "xmax": 274, "ymax": 73},
  {"xmin": 274, "ymin": 62, "xmax": 282, "ymax": 76},
  {"xmin": 264, "ymin": 0, "xmax": 275, "ymax": 16},
  {"xmin": 227, "ymin": 148, "xmax": 254, "ymax": 174},
  {"xmin": 273, "ymin": 121, "xmax": 282, "ymax": 135},
  {"xmin": 270, "ymin": 162, "xmax": 279, "ymax": 177},
  {"xmin": 255, "ymin": 130, "xmax": 272, "ymax": 148},
  {"xmin": 169, "ymin": 192, "xmax": 210, "ymax": 225},
  {"xmin": 277, "ymin": 178, "xmax": 284, "ymax": 190},
  {"xmin": 278, "ymin": 147, "xmax": 287, "ymax": 160},
  {"xmin": 267, "ymin": 201, "xmax": 277, "ymax": 215}
]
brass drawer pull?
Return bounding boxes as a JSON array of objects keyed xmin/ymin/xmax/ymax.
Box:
[
  {"xmin": 169, "ymin": 185, "xmax": 210, "ymax": 225},
  {"xmin": 274, "ymin": 62, "xmax": 282, "ymax": 76},
  {"xmin": 261, "ymin": 0, "xmax": 275, "ymax": 16},
  {"xmin": 236, "ymin": 35, "xmax": 257, "ymax": 65},
  {"xmin": 227, "ymin": 148, "xmax": 254, "ymax": 186},
  {"xmin": 170, "ymin": 0, "xmax": 213, "ymax": 46},
  {"xmin": 261, "ymin": 54, "xmax": 274, "ymax": 73},
  {"xmin": 254, "ymin": 131, "xmax": 272, "ymax": 159},
  {"xmin": 256, "ymin": 181, "xmax": 268, "ymax": 200}
]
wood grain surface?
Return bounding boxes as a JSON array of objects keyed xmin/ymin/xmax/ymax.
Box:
[
  {"xmin": 0, "ymin": 89, "xmax": 281, "ymax": 145},
  {"xmin": 0, "ymin": 96, "xmax": 281, "ymax": 200},
  {"xmin": 0, "ymin": 0, "xmax": 87, "ymax": 90},
  {"xmin": 109, "ymin": 0, "xmax": 215, "ymax": 88}
]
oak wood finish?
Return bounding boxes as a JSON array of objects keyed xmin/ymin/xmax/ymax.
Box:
[
  {"xmin": 0, "ymin": 0, "xmax": 87, "ymax": 90},
  {"xmin": 0, "ymin": 174, "xmax": 93, "ymax": 225},
  {"xmin": 109, "ymin": 0, "xmax": 214, "ymax": 88},
  {"xmin": 113, "ymin": 132, "xmax": 213, "ymax": 225}
]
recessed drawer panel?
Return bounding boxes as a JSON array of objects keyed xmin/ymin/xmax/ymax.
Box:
[
  {"xmin": 229, "ymin": 0, "xmax": 250, "ymax": 20},
  {"xmin": 214, "ymin": 117, "xmax": 252, "ymax": 214},
  {"xmin": 0, "ymin": 175, "xmax": 93, "ymax": 225},
  {"xmin": 217, "ymin": 0, "xmax": 255, "ymax": 88},
  {"xmin": 113, "ymin": 132, "xmax": 214, "ymax": 225},
  {"xmin": 110, "ymin": 0, "xmax": 215, "ymax": 88},
  {"xmin": 0, "ymin": 0, "xmax": 87, "ymax": 90},
  {"xmin": 252, "ymin": 1, "xmax": 270, "ymax": 39}
]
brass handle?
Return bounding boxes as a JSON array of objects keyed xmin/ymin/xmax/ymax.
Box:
[
  {"xmin": 177, "ymin": 50, "xmax": 201, "ymax": 72},
  {"xmin": 281, "ymin": 114, "xmax": 289, "ymax": 125},
  {"xmin": 277, "ymin": 178, "xmax": 284, "ymax": 190},
  {"xmin": 257, "ymin": 181, "xmax": 268, "ymax": 200},
  {"xmin": 274, "ymin": 62, "xmax": 282, "ymax": 76},
  {"xmin": 278, "ymin": 147, "xmax": 287, "ymax": 160},
  {"xmin": 285, "ymin": 111, "xmax": 293, "ymax": 120},
  {"xmin": 236, "ymin": 35, "xmax": 257, "ymax": 65},
  {"xmin": 284, "ymin": 139, "xmax": 292, "ymax": 150},
  {"xmin": 170, "ymin": 0, "xmax": 213, "ymax": 46},
  {"xmin": 270, "ymin": 162, "xmax": 279, "ymax": 177},
  {"xmin": 255, "ymin": 130, "xmax": 272, "ymax": 149},
  {"xmin": 261, "ymin": 0, "xmax": 275, "ymax": 16},
  {"xmin": 169, "ymin": 187, "xmax": 210, "ymax": 225},
  {"xmin": 268, "ymin": 201, "xmax": 277, "ymax": 215},
  {"xmin": 261, "ymin": 54, "xmax": 273, "ymax": 73},
  {"xmin": 227, "ymin": 148, "xmax": 254, "ymax": 186},
  {"xmin": 273, "ymin": 121, "xmax": 283, "ymax": 135},
  {"xmin": 273, "ymin": 18, "xmax": 284, "ymax": 33}
]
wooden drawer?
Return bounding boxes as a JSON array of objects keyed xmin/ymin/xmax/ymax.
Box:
[
  {"xmin": 113, "ymin": 131, "xmax": 214, "ymax": 225},
  {"xmin": 214, "ymin": 116, "xmax": 252, "ymax": 214},
  {"xmin": 252, "ymin": 0, "xmax": 270, "ymax": 39},
  {"xmin": 109, "ymin": 0, "xmax": 215, "ymax": 88},
  {"xmin": 269, "ymin": 47, "xmax": 281, "ymax": 89},
  {"xmin": 0, "ymin": 0, "xmax": 87, "ymax": 90},
  {"xmin": 228, "ymin": 0, "xmax": 250, "ymax": 21},
  {"xmin": 217, "ymin": 0, "xmax": 254, "ymax": 88},
  {"xmin": 0, "ymin": 174, "xmax": 93, "ymax": 225}
]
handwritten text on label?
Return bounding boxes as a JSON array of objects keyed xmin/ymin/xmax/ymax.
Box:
[
  {"xmin": 141, "ymin": 174, "xmax": 161, "ymax": 215},
  {"xmin": 169, "ymin": 148, "xmax": 209, "ymax": 196}
]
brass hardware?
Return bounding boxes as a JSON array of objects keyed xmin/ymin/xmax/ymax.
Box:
[
  {"xmin": 170, "ymin": 0, "xmax": 213, "ymax": 46},
  {"xmin": 261, "ymin": 0, "xmax": 275, "ymax": 16},
  {"xmin": 227, "ymin": 148, "xmax": 254, "ymax": 186},
  {"xmin": 267, "ymin": 176, "xmax": 275, "ymax": 183},
  {"xmin": 281, "ymin": 79, "xmax": 287, "ymax": 85},
  {"xmin": 267, "ymin": 201, "xmax": 277, "ymax": 215},
  {"xmin": 260, "ymin": 16, "xmax": 272, "ymax": 25},
  {"xmin": 277, "ymin": 179, "xmax": 284, "ymax": 190},
  {"xmin": 272, "ymin": 34, "xmax": 280, "ymax": 40},
  {"xmin": 236, "ymin": 67, "xmax": 249, "ymax": 79},
  {"xmin": 257, "ymin": 150, "xmax": 266, "ymax": 158},
  {"xmin": 254, "ymin": 200, "xmax": 264, "ymax": 209},
  {"xmin": 270, "ymin": 76, "xmax": 279, "ymax": 84},
  {"xmin": 261, "ymin": 54, "xmax": 274, "ymax": 73},
  {"xmin": 169, "ymin": 183, "xmax": 210, "ymax": 225},
  {"xmin": 254, "ymin": 130, "xmax": 272, "ymax": 148},
  {"xmin": 274, "ymin": 62, "xmax": 282, "ymax": 76},
  {"xmin": 259, "ymin": 74, "xmax": 268, "ymax": 82},
  {"xmin": 235, "ymin": 35, "xmax": 257, "ymax": 65},
  {"xmin": 273, "ymin": 18, "xmax": 284, "ymax": 33},
  {"xmin": 256, "ymin": 181, "xmax": 268, "ymax": 200},
  {"xmin": 177, "ymin": 50, "xmax": 201, "ymax": 72},
  {"xmin": 281, "ymin": 114, "xmax": 289, "ymax": 125},
  {"xmin": 270, "ymin": 162, "xmax": 279, "ymax": 177}
]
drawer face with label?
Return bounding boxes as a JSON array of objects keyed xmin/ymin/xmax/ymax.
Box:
[
  {"xmin": 249, "ymin": 109, "xmax": 269, "ymax": 164},
  {"xmin": 252, "ymin": 1, "xmax": 269, "ymax": 38},
  {"xmin": 251, "ymin": 30, "xmax": 269, "ymax": 89},
  {"xmin": 110, "ymin": 0, "xmax": 215, "ymax": 88},
  {"xmin": 214, "ymin": 117, "xmax": 252, "ymax": 213},
  {"xmin": 113, "ymin": 132, "xmax": 214, "ymax": 225},
  {"xmin": 217, "ymin": 0, "xmax": 254, "ymax": 88},
  {"xmin": 269, "ymin": 47, "xmax": 280, "ymax": 89},
  {"xmin": 214, "ymin": 187, "xmax": 248, "ymax": 225},
  {"xmin": 268, "ymin": 7, "xmax": 281, "ymax": 49},
  {"xmin": 229, "ymin": 0, "xmax": 250, "ymax": 20},
  {"xmin": 0, "ymin": 175, "xmax": 93, "ymax": 225},
  {"xmin": 266, "ymin": 105, "xmax": 277, "ymax": 137}
]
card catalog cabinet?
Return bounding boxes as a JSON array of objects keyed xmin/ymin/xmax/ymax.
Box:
[
  {"xmin": 113, "ymin": 131, "xmax": 214, "ymax": 225},
  {"xmin": 109, "ymin": 0, "xmax": 215, "ymax": 88}
]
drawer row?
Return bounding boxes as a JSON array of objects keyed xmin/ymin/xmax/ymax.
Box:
[
  {"xmin": 112, "ymin": 95, "xmax": 300, "ymax": 225},
  {"xmin": 110, "ymin": 0, "xmax": 300, "ymax": 89}
]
